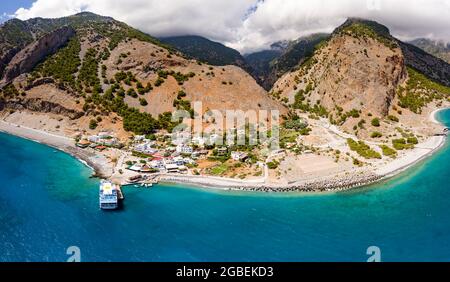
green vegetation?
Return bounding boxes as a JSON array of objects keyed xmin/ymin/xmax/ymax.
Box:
[
  {"xmin": 370, "ymin": 131, "xmax": 383, "ymax": 138},
  {"xmin": 339, "ymin": 21, "xmax": 397, "ymax": 49},
  {"xmin": 293, "ymin": 89, "xmax": 328, "ymax": 118},
  {"xmin": 336, "ymin": 108, "xmax": 362, "ymax": 124},
  {"xmin": 388, "ymin": 115, "xmax": 399, "ymax": 122},
  {"xmin": 392, "ymin": 138, "xmax": 415, "ymax": 150},
  {"xmin": 267, "ymin": 160, "xmax": 280, "ymax": 170},
  {"xmin": 137, "ymin": 82, "xmax": 152, "ymax": 95},
  {"xmin": 78, "ymin": 48, "xmax": 101, "ymax": 93},
  {"xmin": 31, "ymin": 37, "xmax": 81, "ymax": 90},
  {"xmin": 347, "ymin": 139, "xmax": 382, "ymax": 159},
  {"xmin": 398, "ymin": 67, "xmax": 450, "ymax": 114},
  {"xmin": 210, "ymin": 163, "xmax": 229, "ymax": 176},
  {"xmin": 126, "ymin": 88, "xmax": 138, "ymax": 98},
  {"xmin": 380, "ymin": 145, "xmax": 397, "ymax": 158},
  {"xmin": 154, "ymin": 77, "xmax": 164, "ymax": 87},
  {"xmin": 95, "ymin": 21, "xmax": 171, "ymax": 51},
  {"xmin": 280, "ymin": 114, "xmax": 311, "ymax": 148},
  {"xmin": 371, "ymin": 118, "xmax": 380, "ymax": 127},
  {"xmin": 173, "ymin": 91, "xmax": 194, "ymax": 118},
  {"xmin": 161, "ymin": 35, "xmax": 246, "ymax": 67},
  {"xmin": 89, "ymin": 119, "xmax": 98, "ymax": 130},
  {"xmin": 139, "ymin": 98, "xmax": 148, "ymax": 106},
  {"xmin": 283, "ymin": 117, "xmax": 308, "ymax": 131},
  {"xmin": 0, "ymin": 84, "xmax": 20, "ymax": 98},
  {"xmin": 156, "ymin": 70, "xmax": 195, "ymax": 85}
]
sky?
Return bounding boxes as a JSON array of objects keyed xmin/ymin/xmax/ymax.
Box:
[{"xmin": 2, "ymin": 0, "xmax": 450, "ymax": 54}]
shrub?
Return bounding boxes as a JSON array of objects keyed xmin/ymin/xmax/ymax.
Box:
[
  {"xmin": 380, "ymin": 145, "xmax": 397, "ymax": 158},
  {"xmin": 347, "ymin": 139, "xmax": 382, "ymax": 159},
  {"xmin": 392, "ymin": 138, "xmax": 414, "ymax": 150},
  {"xmin": 89, "ymin": 119, "xmax": 98, "ymax": 130},
  {"xmin": 407, "ymin": 137, "xmax": 418, "ymax": 145},
  {"xmin": 154, "ymin": 77, "xmax": 164, "ymax": 87},
  {"xmin": 371, "ymin": 131, "xmax": 383, "ymax": 138},
  {"xmin": 371, "ymin": 118, "xmax": 380, "ymax": 127},
  {"xmin": 139, "ymin": 98, "xmax": 148, "ymax": 106},
  {"xmin": 267, "ymin": 161, "xmax": 280, "ymax": 170},
  {"xmin": 388, "ymin": 115, "xmax": 399, "ymax": 122}
]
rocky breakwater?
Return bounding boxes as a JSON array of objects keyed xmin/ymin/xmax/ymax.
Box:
[{"xmin": 1, "ymin": 26, "xmax": 75, "ymax": 84}]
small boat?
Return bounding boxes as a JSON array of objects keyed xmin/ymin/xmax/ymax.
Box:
[
  {"xmin": 99, "ymin": 181, "xmax": 119, "ymax": 210},
  {"xmin": 128, "ymin": 175, "xmax": 143, "ymax": 184}
]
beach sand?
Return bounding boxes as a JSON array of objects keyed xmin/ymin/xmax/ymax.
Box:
[{"xmin": 0, "ymin": 120, "xmax": 114, "ymax": 178}]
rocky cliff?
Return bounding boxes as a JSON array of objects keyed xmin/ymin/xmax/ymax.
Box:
[
  {"xmin": 272, "ymin": 19, "xmax": 407, "ymax": 119},
  {"xmin": 2, "ymin": 26, "xmax": 75, "ymax": 84}
]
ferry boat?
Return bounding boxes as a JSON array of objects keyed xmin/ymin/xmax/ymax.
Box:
[{"xmin": 99, "ymin": 181, "xmax": 119, "ymax": 210}]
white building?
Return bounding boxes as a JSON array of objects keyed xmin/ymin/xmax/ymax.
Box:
[
  {"xmin": 129, "ymin": 163, "xmax": 144, "ymax": 172},
  {"xmin": 134, "ymin": 142, "xmax": 157, "ymax": 154},
  {"xmin": 192, "ymin": 136, "xmax": 207, "ymax": 147},
  {"xmin": 165, "ymin": 164, "xmax": 179, "ymax": 173},
  {"xmin": 134, "ymin": 135, "xmax": 146, "ymax": 142},
  {"xmin": 99, "ymin": 138, "xmax": 119, "ymax": 147},
  {"xmin": 176, "ymin": 144, "xmax": 193, "ymax": 155},
  {"xmin": 173, "ymin": 156, "xmax": 185, "ymax": 166},
  {"xmin": 88, "ymin": 135, "xmax": 100, "ymax": 143},
  {"xmin": 149, "ymin": 160, "xmax": 165, "ymax": 170}
]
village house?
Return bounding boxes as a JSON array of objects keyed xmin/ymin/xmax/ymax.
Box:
[
  {"xmin": 134, "ymin": 142, "xmax": 157, "ymax": 155},
  {"xmin": 231, "ymin": 151, "xmax": 249, "ymax": 162},
  {"xmin": 173, "ymin": 156, "xmax": 185, "ymax": 166},
  {"xmin": 176, "ymin": 144, "xmax": 193, "ymax": 155},
  {"xmin": 149, "ymin": 159, "xmax": 165, "ymax": 170},
  {"xmin": 217, "ymin": 147, "xmax": 228, "ymax": 156},
  {"xmin": 134, "ymin": 135, "xmax": 146, "ymax": 142},
  {"xmin": 87, "ymin": 132, "xmax": 119, "ymax": 147},
  {"xmin": 165, "ymin": 164, "xmax": 180, "ymax": 173}
]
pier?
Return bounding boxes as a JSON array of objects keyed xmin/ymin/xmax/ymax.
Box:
[{"xmin": 116, "ymin": 185, "xmax": 124, "ymax": 200}]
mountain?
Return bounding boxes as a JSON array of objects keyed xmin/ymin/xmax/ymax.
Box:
[
  {"xmin": 0, "ymin": 12, "xmax": 285, "ymax": 140},
  {"xmin": 0, "ymin": 12, "xmax": 167, "ymax": 82},
  {"xmin": 409, "ymin": 38, "xmax": 450, "ymax": 64},
  {"xmin": 160, "ymin": 35, "xmax": 249, "ymax": 69},
  {"xmin": 245, "ymin": 49, "xmax": 282, "ymax": 87},
  {"xmin": 245, "ymin": 34, "xmax": 330, "ymax": 90},
  {"xmin": 271, "ymin": 18, "xmax": 450, "ymax": 138}
]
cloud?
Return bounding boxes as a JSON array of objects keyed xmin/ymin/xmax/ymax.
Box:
[
  {"xmin": 14, "ymin": 0, "xmax": 255, "ymax": 44},
  {"xmin": 13, "ymin": 0, "xmax": 450, "ymax": 54}
]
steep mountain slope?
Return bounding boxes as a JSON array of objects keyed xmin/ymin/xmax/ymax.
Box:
[
  {"xmin": 409, "ymin": 38, "xmax": 450, "ymax": 64},
  {"xmin": 245, "ymin": 49, "xmax": 282, "ymax": 84},
  {"xmin": 271, "ymin": 18, "xmax": 450, "ymax": 137},
  {"xmin": 246, "ymin": 34, "xmax": 329, "ymax": 90},
  {"xmin": 160, "ymin": 35, "xmax": 250, "ymax": 71},
  {"xmin": 0, "ymin": 13, "xmax": 285, "ymax": 140},
  {"xmin": 399, "ymin": 41, "xmax": 450, "ymax": 86}
]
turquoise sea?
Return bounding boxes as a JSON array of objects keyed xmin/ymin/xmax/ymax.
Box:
[{"xmin": 0, "ymin": 110, "xmax": 449, "ymax": 262}]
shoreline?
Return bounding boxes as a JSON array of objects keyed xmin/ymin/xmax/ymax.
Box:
[
  {"xmin": 153, "ymin": 108, "xmax": 448, "ymax": 193},
  {"xmin": 0, "ymin": 121, "xmax": 112, "ymax": 178},
  {"xmin": 0, "ymin": 108, "xmax": 448, "ymax": 194}
]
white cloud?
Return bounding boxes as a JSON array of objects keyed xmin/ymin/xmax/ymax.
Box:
[{"xmin": 13, "ymin": 0, "xmax": 450, "ymax": 54}]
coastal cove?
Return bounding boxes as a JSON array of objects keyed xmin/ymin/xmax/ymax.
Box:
[{"xmin": 0, "ymin": 109, "xmax": 449, "ymax": 262}]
